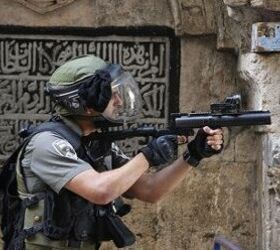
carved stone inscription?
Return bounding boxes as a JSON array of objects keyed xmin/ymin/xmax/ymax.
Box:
[{"xmin": 0, "ymin": 33, "xmax": 172, "ymax": 160}]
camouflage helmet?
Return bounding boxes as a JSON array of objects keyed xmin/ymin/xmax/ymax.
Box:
[{"xmin": 47, "ymin": 55, "xmax": 107, "ymax": 116}]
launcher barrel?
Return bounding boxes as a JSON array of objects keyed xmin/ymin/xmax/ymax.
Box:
[{"xmin": 175, "ymin": 111, "xmax": 271, "ymax": 128}]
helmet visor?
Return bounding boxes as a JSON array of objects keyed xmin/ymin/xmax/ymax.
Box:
[{"xmin": 102, "ymin": 71, "xmax": 142, "ymax": 123}]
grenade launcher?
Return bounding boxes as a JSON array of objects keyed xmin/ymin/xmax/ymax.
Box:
[{"xmin": 90, "ymin": 95, "xmax": 271, "ymax": 141}]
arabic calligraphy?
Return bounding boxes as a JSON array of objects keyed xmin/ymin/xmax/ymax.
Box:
[{"xmin": 0, "ymin": 34, "xmax": 172, "ymax": 159}]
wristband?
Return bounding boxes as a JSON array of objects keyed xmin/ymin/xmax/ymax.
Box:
[{"xmin": 183, "ymin": 151, "xmax": 200, "ymax": 167}]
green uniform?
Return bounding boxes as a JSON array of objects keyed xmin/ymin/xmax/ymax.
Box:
[{"xmin": 17, "ymin": 117, "xmax": 129, "ymax": 249}]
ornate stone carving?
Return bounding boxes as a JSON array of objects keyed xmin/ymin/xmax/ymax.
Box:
[
  {"xmin": 0, "ymin": 31, "xmax": 177, "ymax": 159},
  {"xmin": 12, "ymin": 0, "xmax": 75, "ymax": 14}
]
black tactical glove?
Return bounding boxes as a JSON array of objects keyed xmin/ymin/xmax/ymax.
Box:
[
  {"xmin": 184, "ymin": 128, "xmax": 223, "ymax": 167},
  {"xmin": 139, "ymin": 135, "xmax": 178, "ymax": 168},
  {"xmin": 79, "ymin": 70, "xmax": 112, "ymax": 112}
]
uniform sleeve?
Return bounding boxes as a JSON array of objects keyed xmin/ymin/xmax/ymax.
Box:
[{"xmin": 29, "ymin": 132, "xmax": 92, "ymax": 193}]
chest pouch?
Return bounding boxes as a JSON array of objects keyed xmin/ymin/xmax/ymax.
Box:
[
  {"xmin": 23, "ymin": 190, "xmax": 73, "ymax": 241},
  {"xmin": 70, "ymin": 196, "xmax": 97, "ymax": 241}
]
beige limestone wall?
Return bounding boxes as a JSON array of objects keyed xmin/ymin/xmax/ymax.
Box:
[
  {"xmin": 173, "ymin": 36, "xmax": 257, "ymax": 250},
  {"xmin": 0, "ymin": 0, "xmax": 173, "ymax": 28},
  {"xmin": 223, "ymin": 2, "xmax": 280, "ymax": 249},
  {"xmin": 238, "ymin": 52, "xmax": 280, "ymax": 250},
  {"xmin": 0, "ymin": 0, "xmax": 262, "ymax": 249},
  {"xmin": 103, "ymin": 37, "xmax": 258, "ymax": 250}
]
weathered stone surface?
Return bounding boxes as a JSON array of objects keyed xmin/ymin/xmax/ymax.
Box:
[
  {"xmin": 235, "ymin": 128, "xmax": 259, "ymax": 162},
  {"xmin": 168, "ymin": 0, "xmax": 216, "ymax": 36},
  {"xmin": 238, "ymin": 53, "xmax": 280, "ymax": 134},
  {"xmin": 180, "ymin": 36, "xmax": 239, "ymax": 112},
  {"xmin": 101, "ymin": 36, "xmax": 257, "ymax": 250},
  {"xmin": 155, "ymin": 161, "xmax": 257, "ymax": 250},
  {"xmin": 0, "ymin": 0, "xmax": 173, "ymax": 27},
  {"xmin": 12, "ymin": 0, "xmax": 75, "ymax": 14},
  {"xmin": 238, "ymin": 51, "xmax": 280, "ymax": 250},
  {"xmin": 180, "ymin": 36, "xmax": 239, "ymax": 164},
  {"xmin": 261, "ymin": 134, "xmax": 280, "ymax": 250},
  {"xmin": 215, "ymin": 2, "xmax": 239, "ymax": 50},
  {"xmin": 215, "ymin": 1, "xmax": 262, "ymax": 51},
  {"xmin": 223, "ymin": 0, "xmax": 249, "ymax": 7},
  {"xmin": 221, "ymin": 1, "xmax": 280, "ymax": 52},
  {"xmin": 264, "ymin": 135, "xmax": 280, "ymax": 168},
  {"xmin": 251, "ymin": 0, "xmax": 280, "ymax": 11},
  {"xmin": 0, "ymin": 0, "xmax": 279, "ymax": 249}
]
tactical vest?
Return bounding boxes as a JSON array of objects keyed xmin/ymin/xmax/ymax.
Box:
[{"xmin": 1, "ymin": 118, "xmax": 135, "ymax": 250}]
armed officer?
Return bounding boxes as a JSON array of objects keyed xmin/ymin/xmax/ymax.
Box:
[{"xmin": 7, "ymin": 55, "xmax": 223, "ymax": 249}]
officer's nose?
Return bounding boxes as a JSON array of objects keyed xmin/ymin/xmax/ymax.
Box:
[{"xmin": 113, "ymin": 92, "xmax": 123, "ymax": 107}]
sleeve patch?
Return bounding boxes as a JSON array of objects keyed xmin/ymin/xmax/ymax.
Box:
[{"xmin": 52, "ymin": 139, "xmax": 78, "ymax": 160}]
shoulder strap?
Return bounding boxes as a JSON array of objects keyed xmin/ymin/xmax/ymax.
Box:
[
  {"xmin": 0, "ymin": 142, "xmax": 27, "ymax": 191},
  {"xmin": 0, "ymin": 120, "xmax": 82, "ymax": 195},
  {"xmin": 29, "ymin": 121, "xmax": 81, "ymax": 151},
  {"xmin": 19, "ymin": 120, "xmax": 82, "ymax": 193}
]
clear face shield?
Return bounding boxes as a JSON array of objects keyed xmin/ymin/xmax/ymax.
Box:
[{"xmin": 102, "ymin": 71, "xmax": 143, "ymax": 123}]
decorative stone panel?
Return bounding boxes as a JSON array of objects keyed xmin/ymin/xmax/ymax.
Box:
[{"xmin": 0, "ymin": 27, "xmax": 179, "ymax": 161}]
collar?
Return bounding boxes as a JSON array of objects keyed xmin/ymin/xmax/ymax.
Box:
[{"xmin": 59, "ymin": 116, "xmax": 84, "ymax": 137}]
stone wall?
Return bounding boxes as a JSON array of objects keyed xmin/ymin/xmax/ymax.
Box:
[
  {"xmin": 223, "ymin": 1, "xmax": 280, "ymax": 249},
  {"xmin": 0, "ymin": 0, "xmax": 279, "ymax": 249}
]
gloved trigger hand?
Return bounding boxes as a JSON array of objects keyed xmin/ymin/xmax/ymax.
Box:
[{"xmin": 188, "ymin": 127, "xmax": 223, "ymax": 162}]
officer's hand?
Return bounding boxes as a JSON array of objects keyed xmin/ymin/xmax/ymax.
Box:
[
  {"xmin": 186, "ymin": 126, "xmax": 223, "ymax": 164},
  {"xmin": 139, "ymin": 135, "xmax": 178, "ymax": 168}
]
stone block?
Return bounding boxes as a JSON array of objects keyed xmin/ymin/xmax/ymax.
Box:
[
  {"xmin": 235, "ymin": 128, "xmax": 259, "ymax": 162},
  {"xmin": 264, "ymin": 134, "xmax": 280, "ymax": 167},
  {"xmin": 252, "ymin": 22, "xmax": 280, "ymax": 52},
  {"xmin": 223, "ymin": 0, "xmax": 249, "ymax": 7},
  {"xmin": 238, "ymin": 52, "xmax": 280, "ymax": 133},
  {"xmin": 251, "ymin": 0, "xmax": 265, "ymax": 7},
  {"xmin": 261, "ymin": 134, "xmax": 280, "ymax": 250},
  {"xmin": 154, "ymin": 161, "xmax": 257, "ymax": 250},
  {"xmin": 168, "ymin": 0, "xmax": 216, "ymax": 35},
  {"xmin": 251, "ymin": 0, "xmax": 280, "ymax": 11},
  {"xmin": 215, "ymin": 2, "xmax": 261, "ymax": 51},
  {"xmin": 216, "ymin": 3, "xmax": 237, "ymax": 50}
]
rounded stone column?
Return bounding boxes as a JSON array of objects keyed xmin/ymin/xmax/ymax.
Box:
[{"xmin": 238, "ymin": 52, "xmax": 280, "ymax": 250}]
